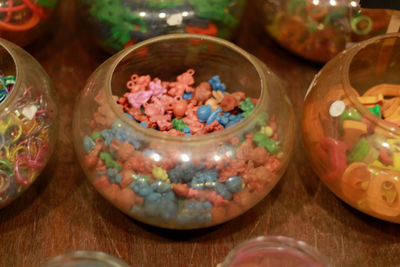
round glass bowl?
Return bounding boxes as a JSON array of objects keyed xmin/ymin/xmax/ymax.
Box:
[
  {"xmin": 302, "ymin": 33, "xmax": 400, "ymax": 223},
  {"xmin": 261, "ymin": 0, "xmax": 393, "ymax": 63},
  {"xmin": 72, "ymin": 34, "xmax": 295, "ymax": 229},
  {"xmin": 219, "ymin": 236, "xmax": 330, "ymax": 267},
  {"xmin": 0, "ymin": 38, "xmax": 57, "ymax": 208},
  {"xmin": 75, "ymin": 0, "xmax": 247, "ymax": 53},
  {"xmin": 0, "ymin": 0, "xmax": 59, "ymax": 46},
  {"xmin": 41, "ymin": 251, "xmax": 130, "ymax": 267}
]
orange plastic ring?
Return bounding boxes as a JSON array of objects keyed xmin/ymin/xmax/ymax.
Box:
[{"xmin": 0, "ymin": 12, "xmax": 40, "ymax": 31}]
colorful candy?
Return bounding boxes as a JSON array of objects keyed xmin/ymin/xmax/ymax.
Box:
[
  {"xmin": 303, "ymin": 83, "xmax": 400, "ymax": 221},
  {"xmin": 116, "ymin": 70, "xmax": 255, "ymax": 136},
  {"xmin": 262, "ymin": 0, "xmax": 392, "ymax": 62},
  {"xmin": 80, "ymin": 69, "xmax": 286, "ymax": 228},
  {"xmin": 76, "ymin": 0, "xmax": 246, "ymax": 52}
]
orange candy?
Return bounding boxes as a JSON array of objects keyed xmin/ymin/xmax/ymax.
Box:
[{"xmin": 173, "ymin": 100, "xmax": 187, "ymax": 118}]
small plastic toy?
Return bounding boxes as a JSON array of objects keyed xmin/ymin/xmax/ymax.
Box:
[
  {"xmin": 76, "ymin": 0, "xmax": 246, "ymax": 53},
  {"xmin": 0, "ymin": 0, "xmax": 59, "ymax": 46},
  {"xmin": 262, "ymin": 0, "xmax": 393, "ymax": 62}
]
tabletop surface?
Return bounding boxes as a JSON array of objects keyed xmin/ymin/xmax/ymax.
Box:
[{"xmin": 0, "ymin": 1, "xmax": 399, "ymax": 267}]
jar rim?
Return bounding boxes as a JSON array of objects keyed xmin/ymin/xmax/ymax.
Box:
[
  {"xmin": 341, "ymin": 32, "xmax": 400, "ymax": 135},
  {"xmin": 0, "ymin": 38, "xmax": 22, "ymax": 111},
  {"xmin": 41, "ymin": 251, "xmax": 130, "ymax": 267},
  {"xmin": 104, "ymin": 33, "xmax": 269, "ymax": 143},
  {"xmin": 220, "ymin": 235, "xmax": 330, "ymax": 267}
]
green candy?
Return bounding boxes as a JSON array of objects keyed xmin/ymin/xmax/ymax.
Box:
[
  {"xmin": 91, "ymin": 132, "xmax": 102, "ymax": 141},
  {"xmin": 99, "ymin": 152, "xmax": 122, "ymax": 171},
  {"xmin": 172, "ymin": 118, "xmax": 188, "ymax": 132},
  {"xmin": 340, "ymin": 109, "xmax": 362, "ymax": 122},
  {"xmin": 253, "ymin": 132, "xmax": 281, "ymax": 154},
  {"xmin": 368, "ymin": 104, "xmax": 382, "ymax": 118},
  {"xmin": 347, "ymin": 138, "xmax": 370, "ymax": 162},
  {"xmin": 239, "ymin": 97, "xmax": 255, "ymax": 117}
]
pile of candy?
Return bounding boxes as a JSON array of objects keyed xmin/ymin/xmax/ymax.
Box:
[
  {"xmin": 116, "ymin": 69, "xmax": 258, "ymax": 136},
  {"xmin": 78, "ymin": 0, "xmax": 245, "ymax": 51},
  {"xmin": 263, "ymin": 0, "xmax": 391, "ymax": 62},
  {"xmin": 307, "ymin": 83, "xmax": 400, "ymax": 219},
  {"xmin": 0, "ymin": 75, "xmax": 54, "ymax": 208},
  {"xmin": 81, "ymin": 70, "xmax": 284, "ymax": 228},
  {"xmin": 0, "ymin": 0, "xmax": 58, "ymax": 32}
]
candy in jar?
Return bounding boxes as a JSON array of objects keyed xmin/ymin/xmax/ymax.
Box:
[
  {"xmin": 76, "ymin": 0, "xmax": 247, "ymax": 53},
  {"xmin": 302, "ymin": 33, "xmax": 400, "ymax": 223},
  {"xmin": 261, "ymin": 0, "xmax": 393, "ymax": 62},
  {"xmin": 72, "ymin": 34, "xmax": 296, "ymax": 229}
]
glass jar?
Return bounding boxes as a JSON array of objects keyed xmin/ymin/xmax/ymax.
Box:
[
  {"xmin": 219, "ymin": 235, "xmax": 330, "ymax": 267},
  {"xmin": 302, "ymin": 33, "xmax": 400, "ymax": 223},
  {"xmin": 261, "ymin": 0, "xmax": 394, "ymax": 63},
  {"xmin": 41, "ymin": 251, "xmax": 130, "ymax": 267},
  {"xmin": 72, "ymin": 34, "xmax": 295, "ymax": 229},
  {"xmin": 0, "ymin": 0, "xmax": 59, "ymax": 46},
  {"xmin": 0, "ymin": 38, "xmax": 57, "ymax": 208},
  {"xmin": 75, "ymin": 0, "xmax": 247, "ymax": 53}
]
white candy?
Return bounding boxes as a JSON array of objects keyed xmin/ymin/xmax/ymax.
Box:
[{"xmin": 329, "ymin": 100, "xmax": 345, "ymax": 117}]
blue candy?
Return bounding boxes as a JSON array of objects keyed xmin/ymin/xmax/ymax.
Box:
[
  {"xmin": 83, "ymin": 135, "xmax": 95, "ymax": 153},
  {"xmin": 208, "ymin": 75, "xmax": 226, "ymax": 92},
  {"xmin": 197, "ymin": 105, "xmax": 212, "ymax": 122},
  {"xmin": 206, "ymin": 107, "xmax": 222, "ymax": 126},
  {"xmin": 182, "ymin": 92, "xmax": 193, "ymax": 99},
  {"xmin": 150, "ymin": 179, "xmax": 172, "ymax": 193},
  {"xmin": 215, "ymin": 183, "xmax": 232, "ymax": 200},
  {"xmin": 225, "ymin": 176, "xmax": 243, "ymax": 193}
]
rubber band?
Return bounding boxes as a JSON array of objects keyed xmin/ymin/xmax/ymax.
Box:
[
  {"xmin": 5, "ymin": 0, "xmax": 14, "ymax": 23},
  {"xmin": 0, "ymin": 3, "xmax": 27, "ymax": 12},
  {"xmin": 0, "ymin": 12, "xmax": 40, "ymax": 31},
  {"xmin": 351, "ymin": 15, "xmax": 373, "ymax": 35}
]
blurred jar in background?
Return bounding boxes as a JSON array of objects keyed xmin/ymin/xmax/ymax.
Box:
[
  {"xmin": 261, "ymin": 0, "xmax": 394, "ymax": 63},
  {"xmin": 75, "ymin": 0, "xmax": 247, "ymax": 53},
  {"xmin": 0, "ymin": 0, "xmax": 59, "ymax": 46}
]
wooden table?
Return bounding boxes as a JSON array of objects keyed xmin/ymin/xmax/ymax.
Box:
[{"xmin": 0, "ymin": 1, "xmax": 399, "ymax": 266}]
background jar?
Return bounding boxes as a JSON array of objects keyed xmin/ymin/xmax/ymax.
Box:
[
  {"xmin": 0, "ymin": 0, "xmax": 59, "ymax": 46},
  {"xmin": 75, "ymin": 0, "xmax": 247, "ymax": 53},
  {"xmin": 260, "ymin": 0, "xmax": 393, "ymax": 63},
  {"xmin": 72, "ymin": 34, "xmax": 295, "ymax": 229},
  {"xmin": 41, "ymin": 251, "xmax": 130, "ymax": 267},
  {"xmin": 302, "ymin": 33, "xmax": 400, "ymax": 223},
  {"xmin": 0, "ymin": 38, "xmax": 57, "ymax": 208},
  {"xmin": 219, "ymin": 235, "xmax": 329, "ymax": 267}
]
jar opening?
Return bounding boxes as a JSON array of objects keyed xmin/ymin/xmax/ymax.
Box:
[
  {"xmin": 342, "ymin": 33, "xmax": 400, "ymax": 134},
  {"xmin": 222, "ymin": 236, "xmax": 330, "ymax": 267},
  {"xmin": 0, "ymin": 40, "xmax": 18, "ymax": 110},
  {"xmin": 105, "ymin": 34, "xmax": 267, "ymax": 143}
]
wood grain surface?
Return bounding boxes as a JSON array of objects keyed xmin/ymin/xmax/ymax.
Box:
[{"xmin": 0, "ymin": 1, "xmax": 399, "ymax": 266}]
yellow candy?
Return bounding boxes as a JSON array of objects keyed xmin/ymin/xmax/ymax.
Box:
[{"xmin": 152, "ymin": 164, "xmax": 169, "ymax": 181}]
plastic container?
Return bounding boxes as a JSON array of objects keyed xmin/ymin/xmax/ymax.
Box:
[
  {"xmin": 72, "ymin": 34, "xmax": 295, "ymax": 229},
  {"xmin": 0, "ymin": 0, "xmax": 59, "ymax": 46},
  {"xmin": 261, "ymin": 0, "xmax": 393, "ymax": 63},
  {"xmin": 219, "ymin": 236, "xmax": 330, "ymax": 267},
  {"xmin": 41, "ymin": 251, "xmax": 130, "ymax": 267},
  {"xmin": 75, "ymin": 0, "xmax": 247, "ymax": 53},
  {"xmin": 0, "ymin": 38, "xmax": 57, "ymax": 208},
  {"xmin": 302, "ymin": 33, "xmax": 400, "ymax": 223}
]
